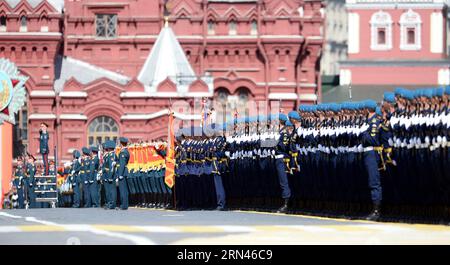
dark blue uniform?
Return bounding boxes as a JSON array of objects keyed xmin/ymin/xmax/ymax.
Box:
[{"xmin": 362, "ymin": 113, "xmax": 383, "ymax": 209}]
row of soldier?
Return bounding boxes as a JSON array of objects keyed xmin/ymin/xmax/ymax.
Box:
[
  {"xmin": 60, "ymin": 138, "xmax": 172, "ymax": 210},
  {"xmin": 174, "ymin": 86, "xmax": 450, "ymax": 222}
]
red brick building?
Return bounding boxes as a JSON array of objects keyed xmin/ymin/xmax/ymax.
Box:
[
  {"xmin": 339, "ymin": 0, "xmax": 449, "ymax": 88},
  {"xmin": 0, "ymin": 0, "xmax": 324, "ymax": 163}
]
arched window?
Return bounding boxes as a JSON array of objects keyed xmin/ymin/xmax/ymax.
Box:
[
  {"xmin": 20, "ymin": 16, "xmax": 27, "ymax": 27},
  {"xmin": 400, "ymin": 9, "xmax": 421, "ymax": 50},
  {"xmin": 207, "ymin": 20, "xmax": 215, "ymax": 35},
  {"xmin": 229, "ymin": 20, "xmax": 237, "ymax": 35},
  {"xmin": 215, "ymin": 88, "xmax": 230, "ymax": 104},
  {"xmin": 87, "ymin": 116, "xmax": 119, "ymax": 146},
  {"xmin": 370, "ymin": 11, "xmax": 392, "ymax": 50},
  {"xmin": 250, "ymin": 20, "xmax": 257, "ymax": 35},
  {"xmin": 40, "ymin": 15, "xmax": 49, "ymax": 32},
  {"xmin": 237, "ymin": 87, "xmax": 250, "ymax": 103},
  {"xmin": 0, "ymin": 15, "xmax": 6, "ymax": 31}
]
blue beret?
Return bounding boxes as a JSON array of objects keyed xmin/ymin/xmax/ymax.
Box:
[
  {"xmin": 383, "ymin": 92, "xmax": 395, "ymax": 103},
  {"xmin": 423, "ymin": 89, "xmax": 433, "ymax": 99},
  {"xmin": 279, "ymin": 113, "xmax": 288, "ymax": 122},
  {"xmin": 394, "ymin": 87, "xmax": 407, "ymax": 96},
  {"xmin": 403, "ymin": 90, "xmax": 415, "ymax": 100},
  {"xmin": 330, "ymin": 103, "xmax": 340, "ymax": 112},
  {"xmin": 285, "ymin": 120, "xmax": 294, "ymax": 127},
  {"xmin": 90, "ymin": 146, "xmax": 99, "ymax": 153},
  {"xmin": 375, "ymin": 106, "xmax": 382, "ymax": 116},
  {"xmin": 119, "ymin": 137, "xmax": 128, "ymax": 144},
  {"xmin": 365, "ymin": 100, "xmax": 377, "ymax": 110},
  {"xmin": 288, "ymin": 111, "xmax": 301, "ymax": 120},
  {"xmin": 445, "ymin": 86, "xmax": 450, "ymax": 95},
  {"xmin": 435, "ymin": 88, "xmax": 444, "ymax": 97}
]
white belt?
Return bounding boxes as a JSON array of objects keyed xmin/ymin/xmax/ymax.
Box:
[
  {"xmin": 275, "ymin": 155, "xmax": 284, "ymax": 159},
  {"xmin": 417, "ymin": 143, "xmax": 429, "ymax": 149},
  {"xmin": 363, "ymin": 147, "xmax": 374, "ymax": 152}
]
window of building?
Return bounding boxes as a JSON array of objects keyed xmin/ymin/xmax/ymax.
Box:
[
  {"xmin": 20, "ymin": 16, "xmax": 27, "ymax": 27},
  {"xmin": 400, "ymin": 9, "xmax": 421, "ymax": 50},
  {"xmin": 88, "ymin": 116, "xmax": 119, "ymax": 146},
  {"xmin": 0, "ymin": 16, "xmax": 6, "ymax": 31},
  {"xmin": 207, "ymin": 20, "xmax": 215, "ymax": 35},
  {"xmin": 95, "ymin": 14, "xmax": 117, "ymax": 39},
  {"xmin": 215, "ymin": 88, "xmax": 230, "ymax": 104},
  {"xmin": 250, "ymin": 20, "xmax": 257, "ymax": 35},
  {"xmin": 370, "ymin": 11, "xmax": 392, "ymax": 51},
  {"xmin": 237, "ymin": 88, "xmax": 250, "ymax": 103},
  {"xmin": 377, "ymin": 28, "xmax": 386, "ymax": 45},
  {"xmin": 20, "ymin": 16, "xmax": 27, "ymax": 32},
  {"xmin": 12, "ymin": 102, "xmax": 28, "ymax": 158},
  {"xmin": 229, "ymin": 20, "xmax": 237, "ymax": 35},
  {"xmin": 407, "ymin": 28, "xmax": 415, "ymax": 44},
  {"xmin": 40, "ymin": 16, "xmax": 49, "ymax": 32}
]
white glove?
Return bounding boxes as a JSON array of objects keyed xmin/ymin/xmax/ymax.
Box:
[
  {"xmin": 388, "ymin": 138, "xmax": 394, "ymax": 147},
  {"xmin": 116, "ymin": 178, "xmax": 119, "ymax": 183}
]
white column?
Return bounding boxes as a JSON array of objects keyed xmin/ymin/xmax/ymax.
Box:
[
  {"xmin": 348, "ymin": 13, "xmax": 360, "ymax": 54},
  {"xmin": 430, "ymin": 12, "xmax": 444, "ymax": 54},
  {"xmin": 438, "ymin": 69, "xmax": 450, "ymax": 85},
  {"xmin": 340, "ymin": 69, "xmax": 352, "ymax": 86}
]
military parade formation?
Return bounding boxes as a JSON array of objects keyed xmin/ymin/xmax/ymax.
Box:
[
  {"xmin": 6, "ymin": 86, "xmax": 450, "ymax": 222},
  {"xmin": 174, "ymin": 86, "xmax": 450, "ymax": 222}
]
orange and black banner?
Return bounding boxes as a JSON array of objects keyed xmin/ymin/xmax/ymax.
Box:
[{"xmin": 165, "ymin": 110, "xmax": 175, "ymax": 188}]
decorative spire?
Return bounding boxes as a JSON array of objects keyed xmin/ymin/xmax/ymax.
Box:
[
  {"xmin": 164, "ymin": 16, "xmax": 169, "ymax": 28},
  {"xmin": 163, "ymin": 0, "xmax": 171, "ymax": 28}
]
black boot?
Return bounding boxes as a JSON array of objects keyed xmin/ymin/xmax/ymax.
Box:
[
  {"xmin": 156, "ymin": 193, "xmax": 163, "ymax": 208},
  {"xmin": 277, "ymin": 198, "xmax": 290, "ymax": 213},
  {"xmin": 165, "ymin": 194, "xmax": 172, "ymax": 209},
  {"xmin": 161, "ymin": 194, "xmax": 168, "ymax": 209},
  {"xmin": 366, "ymin": 203, "xmax": 381, "ymax": 221}
]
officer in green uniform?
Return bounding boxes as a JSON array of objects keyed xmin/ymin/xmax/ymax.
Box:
[
  {"xmin": 116, "ymin": 137, "xmax": 130, "ymax": 210},
  {"xmin": 81, "ymin": 147, "xmax": 92, "ymax": 208},
  {"xmin": 90, "ymin": 146, "xmax": 101, "ymax": 207},
  {"xmin": 69, "ymin": 150, "xmax": 82, "ymax": 208},
  {"xmin": 26, "ymin": 154, "xmax": 37, "ymax": 208}
]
